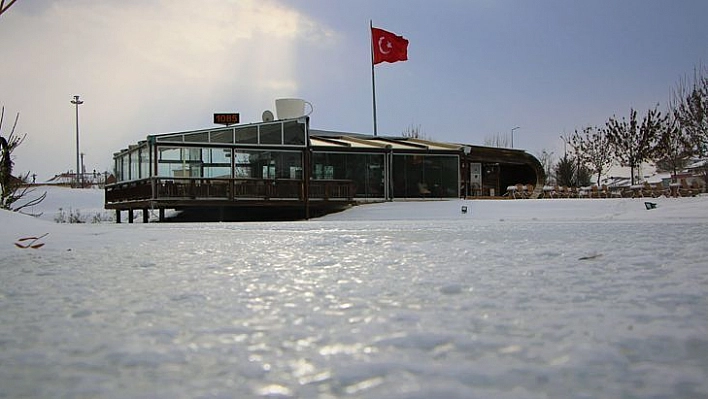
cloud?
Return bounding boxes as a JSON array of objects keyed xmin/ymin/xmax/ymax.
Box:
[{"xmin": 1, "ymin": 0, "xmax": 336, "ymax": 179}]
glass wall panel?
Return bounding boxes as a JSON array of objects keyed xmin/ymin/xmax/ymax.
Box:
[
  {"xmin": 203, "ymin": 166, "xmax": 231, "ymax": 178},
  {"xmin": 235, "ymin": 126, "xmax": 258, "ymax": 144},
  {"xmin": 232, "ymin": 150, "xmax": 301, "ymax": 179},
  {"xmin": 122, "ymin": 155, "xmax": 128, "ymax": 181},
  {"xmin": 159, "ymin": 147, "xmax": 182, "ymax": 161},
  {"xmin": 438, "ymin": 155, "xmax": 459, "ymax": 197},
  {"xmin": 150, "ymin": 118, "xmax": 308, "ymax": 147},
  {"xmin": 128, "ymin": 150, "xmax": 139, "ymax": 181},
  {"xmin": 114, "ymin": 158, "xmax": 120, "ymax": 182},
  {"xmin": 202, "ymin": 148, "xmax": 231, "ymax": 178},
  {"xmin": 183, "ymin": 131, "xmax": 209, "ymax": 143},
  {"xmin": 259, "ymin": 123, "xmax": 282, "ymax": 145},
  {"xmin": 283, "ymin": 120, "xmax": 306, "ymax": 145},
  {"xmin": 210, "ymin": 129, "xmax": 234, "ymax": 143},
  {"xmin": 156, "ymin": 135, "xmax": 183, "ymax": 142},
  {"xmin": 139, "ymin": 145, "xmax": 150, "ymax": 179},
  {"xmin": 156, "ymin": 146, "xmax": 204, "ymax": 178},
  {"xmin": 244, "ymin": 151, "xmax": 269, "ymax": 178},
  {"xmin": 312, "ymin": 152, "xmax": 385, "ymax": 198},
  {"xmin": 392, "ymin": 154, "xmax": 458, "ymax": 198},
  {"xmin": 115, "ymin": 155, "xmax": 127, "ymax": 182},
  {"xmin": 233, "ymin": 151, "xmax": 252, "ymax": 178},
  {"xmin": 273, "ymin": 151, "xmax": 302, "ymax": 179},
  {"xmin": 212, "ymin": 148, "xmax": 231, "ymax": 163}
]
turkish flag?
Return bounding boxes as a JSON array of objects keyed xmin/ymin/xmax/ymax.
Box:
[{"xmin": 371, "ymin": 27, "xmax": 408, "ymax": 65}]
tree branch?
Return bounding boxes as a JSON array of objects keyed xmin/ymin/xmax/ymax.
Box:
[{"xmin": 0, "ymin": 0, "xmax": 19, "ymax": 18}]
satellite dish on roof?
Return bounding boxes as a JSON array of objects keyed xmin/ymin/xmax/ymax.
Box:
[{"xmin": 262, "ymin": 110, "xmax": 274, "ymax": 122}]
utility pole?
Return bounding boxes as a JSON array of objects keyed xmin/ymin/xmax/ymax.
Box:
[
  {"xmin": 71, "ymin": 95, "xmax": 83, "ymax": 187},
  {"xmin": 80, "ymin": 152, "xmax": 85, "ymax": 185}
]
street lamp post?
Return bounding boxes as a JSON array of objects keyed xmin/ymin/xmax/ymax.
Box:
[
  {"xmin": 560, "ymin": 135, "xmax": 567, "ymax": 156},
  {"xmin": 511, "ymin": 126, "xmax": 520, "ymax": 148},
  {"xmin": 71, "ymin": 95, "xmax": 84, "ymax": 188}
]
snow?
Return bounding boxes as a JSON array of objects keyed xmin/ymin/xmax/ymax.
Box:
[{"xmin": 1, "ymin": 186, "xmax": 708, "ymax": 398}]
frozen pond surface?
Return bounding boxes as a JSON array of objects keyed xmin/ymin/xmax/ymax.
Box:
[{"xmin": 1, "ymin": 191, "xmax": 708, "ymax": 398}]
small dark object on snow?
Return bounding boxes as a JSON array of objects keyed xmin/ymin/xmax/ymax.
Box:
[
  {"xmin": 644, "ymin": 202, "xmax": 657, "ymax": 210},
  {"xmin": 14, "ymin": 233, "xmax": 48, "ymax": 249},
  {"xmin": 461, "ymin": 206, "xmax": 468, "ymax": 214}
]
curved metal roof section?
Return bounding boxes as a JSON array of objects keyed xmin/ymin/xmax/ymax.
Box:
[{"xmin": 309, "ymin": 130, "xmax": 464, "ymax": 152}]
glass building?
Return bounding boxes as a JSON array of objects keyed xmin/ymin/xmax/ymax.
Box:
[{"xmin": 106, "ymin": 117, "xmax": 543, "ymax": 222}]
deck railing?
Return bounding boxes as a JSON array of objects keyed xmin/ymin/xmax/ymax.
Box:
[{"xmin": 105, "ymin": 177, "xmax": 356, "ymax": 205}]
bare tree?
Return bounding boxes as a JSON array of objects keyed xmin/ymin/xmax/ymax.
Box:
[
  {"xmin": 671, "ymin": 65, "xmax": 708, "ymax": 187},
  {"xmin": 483, "ymin": 133, "xmax": 509, "ymax": 148},
  {"xmin": 653, "ymin": 115, "xmax": 692, "ymax": 182},
  {"xmin": 571, "ymin": 126, "xmax": 613, "ymax": 186},
  {"xmin": 605, "ymin": 107, "xmax": 665, "ymax": 185},
  {"xmin": 402, "ymin": 123, "xmax": 428, "ymax": 140},
  {"xmin": 0, "ymin": 107, "xmax": 46, "ymax": 212},
  {"xmin": 672, "ymin": 65, "xmax": 708, "ymax": 156},
  {"xmin": 535, "ymin": 149, "xmax": 554, "ymax": 185},
  {"xmin": 0, "ymin": 0, "xmax": 19, "ymax": 18}
]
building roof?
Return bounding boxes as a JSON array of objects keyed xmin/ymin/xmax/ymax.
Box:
[{"xmin": 309, "ymin": 129, "xmax": 463, "ymax": 152}]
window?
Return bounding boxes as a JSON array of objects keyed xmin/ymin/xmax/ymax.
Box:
[
  {"xmin": 312, "ymin": 152, "xmax": 385, "ymax": 198},
  {"xmin": 156, "ymin": 147, "xmax": 204, "ymax": 178},
  {"xmin": 202, "ymin": 148, "xmax": 231, "ymax": 178},
  {"xmin": 210, "ymin": 129, "xmax": 234, "ymax": 144},
  {"xmin": 115, "ymin": 156, "xmax": 125, "ymax": 182},
  {"xmin": 183, "ymin": 131, "xmax": 209, "ymax": 143},
  {"xmin": 129, "ymin": 150, "xmax": 139, "ymax": 181},
  {"xmin": 139, "ymin": 146, "xmax": 150, "ymax": 179},
  {"xmin": 259, "ymin": 123, "xmax": 282, "ymax": 145},
  {"xmin": 283, "ymin": 120, "xmax": 306, "ymax": 145},
  {"xmin": 235, "ymin": 126, "xmax": 258, "ymax": 144},
  {"xmin": 392, "ymin": 154, "xmax": 458, "ymax": 198},
  {"xmin": 232, "ymin": 150, "xmax": 301, "ymax": 179},
  {"xmin": 234, "ymin": 151, "xmax": 252, "ymax": 178}
]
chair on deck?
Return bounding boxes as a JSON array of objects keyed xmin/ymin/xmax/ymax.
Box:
[
  {"xmin": 628, "ymin": 184, "xmax": 644, "ymax": 198},
  {"xmin": 608, "ymin": 186, "xmax": 623, "ymax": 198},
  {"xmin": 568, "ymin": 186, "xmax": 579, "ymax": 198},
  {"xmin": 652, "ymin": 182, "xmax": 667, "ymax": 197},
  {"xmin": 515, "ymin": 183, "xmax": 526, "ymax": 199},
  {"xmin": 690, "ymin": 181, "xmax": 704, "ymax": 195},
  {"xmin": 679, "ymin": 179, "xmax": 695, "ymax": 197},
  {"xmin": 669, "ymin": 182, "xmax": 681, "ymax": 197},
  {"xmin": 589, "ymin": 185, "xmax": 601, "ymax": 198},
  {"xmin": 643, "ymin": 181, "xmax": 665, "ymax": 198},
  {"xmin": 599, "ymin": 184, "xmax": 610, "ymax": 198},
  {"xmin": 542, "ymin": 185, "xmax": 555, "ymax": 198}
]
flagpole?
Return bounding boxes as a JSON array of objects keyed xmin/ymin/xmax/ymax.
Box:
[{"xmin": 370, "ymin": 20, "xmax": 378, "ymax": 136}]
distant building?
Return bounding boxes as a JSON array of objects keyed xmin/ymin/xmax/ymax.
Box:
[
  {"xmin": 105, "ymin": 116, "xmax": 544, "ymax": 222},
  {"xmin": 45, "ymin": 171, "xmax": 113, "ymax": 188}
]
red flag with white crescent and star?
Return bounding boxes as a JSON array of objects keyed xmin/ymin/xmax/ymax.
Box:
[{"xmin": 371, "ymin": 27, "xmax": 408, "ymax": 65}]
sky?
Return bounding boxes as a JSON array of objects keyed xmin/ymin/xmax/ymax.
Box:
[{"xmin": 1, "ymin": 0, "xmax": 707, "ymax": 181}]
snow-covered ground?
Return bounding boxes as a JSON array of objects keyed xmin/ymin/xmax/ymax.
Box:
[{"xmin": 1, "ymin": 186, "xmax": 707, "ymax": 398}]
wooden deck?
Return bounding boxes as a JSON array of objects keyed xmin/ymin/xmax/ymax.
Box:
[{"xmin": 104, "ymin": 177, "xmax": 358, "ymax": 222}]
